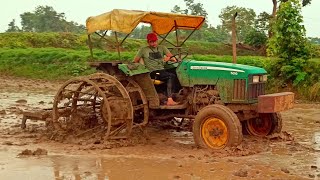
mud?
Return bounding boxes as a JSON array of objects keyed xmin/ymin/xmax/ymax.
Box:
[{"xmin": 0, "ymin": 75, "xmax": 320, "ymax": 179}]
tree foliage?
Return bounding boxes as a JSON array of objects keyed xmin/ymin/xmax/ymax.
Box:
[
  {"xmin": 19, "ymin": 6, "xmax": 85, "ymax": 33},
  {"xmin": 308, "ymin": 37, "xmax": 320, "ymax": 44},
  {"xmin": 244, "ymin": 29, "xmax": 267, "ymax": 47},
  {"xmin": 280, "ymin": 0, "xmax": 312, "ymax": 6},
  {"xmin": 219, "ymin": 6, "xmax": 256, "ymax": 42},
  {"xmin": 130, "ymin": 25, "xmax": 152, "ymax": 39},
  {"xmin": 171, "ymin": 0, "xmax": 208, "ymax": 27},
  {"xmin": 267, "ymin": 0, "xmax": 311, "ymax": 59},
  {"xmin": 255, "ymin": 12, "xmax": 272, "ymax": 34},
  {"xmin": 170, "ymin": 1, "xmax": 231, "ymax": 43},
  {"xmin": 6, "ymin": 19, "xmax": 20, "ymax": 32},
  {"xmin": 171, "ymin": 0, "xmax": 208, "ymax": 18},
  {"xmin": 267, "ymin": 0, "xmax": 312, "ymax": 86}
]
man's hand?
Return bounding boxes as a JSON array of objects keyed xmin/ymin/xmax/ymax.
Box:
[{"xmin": 164, "ymin": 56, "xmax": 177, "ymax": 62}]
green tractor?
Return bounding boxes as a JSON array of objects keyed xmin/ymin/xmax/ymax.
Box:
[{"xmin": 50, "ymin": 9, "xmax": 294, "ymax": 149}]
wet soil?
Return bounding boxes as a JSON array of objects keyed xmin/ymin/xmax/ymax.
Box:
[{"xmin": 1, "ymin": 75, "xmax": 320, "ymax": 179}]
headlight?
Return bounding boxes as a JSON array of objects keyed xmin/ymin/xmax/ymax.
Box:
[
  {"xmin": 252, "ymin": 76, "xmax": 260, "ymax": 83},
  {"xmin": 262, "ymin": 75, "xmax": 268, "ymax": 82}
]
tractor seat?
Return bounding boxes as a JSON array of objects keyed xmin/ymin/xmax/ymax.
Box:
[
  {"xmin": 151, "ymin": 72, "xmax": 164, "ymax": 85},
  {"xmin": 151, "ymin": 79, "xmax": 164, "ymax": 85}
]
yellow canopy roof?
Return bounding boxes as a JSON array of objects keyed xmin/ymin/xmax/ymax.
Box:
[{"xmin": 86, "ymin": 9, "xmax": 205, "ymax": 35}]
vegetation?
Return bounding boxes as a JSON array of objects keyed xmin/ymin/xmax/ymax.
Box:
[
  {"xmin": 6, "ymin": 6, "xmax": 85, "ymax": 33},
  {"xmin": 267, "ymin": 0, "xmax": 312, "ymax": 86},
  {"xmin": 0, "ymin": 44, "xmax": 319, "ymax": 100},
  {"xmin": 1, "ymin": 3, "xmax": 319, "ymax": 101},
  {"xmin": 0, "ymin": 48, "xmax": 95, "ymax": 80}
]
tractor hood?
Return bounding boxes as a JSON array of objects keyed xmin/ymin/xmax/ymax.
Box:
[
  {"xmin": 176, "ymin": 60, "xmax": 267, "ymax": 87},
  {"xmin": 186, "ymin": 60, "xmax": 266, "ymax": 78}
]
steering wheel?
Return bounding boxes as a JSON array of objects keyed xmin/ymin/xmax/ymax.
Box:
[{"xmin": 165, "ymin": 52, "xmax": 188, "ymax": 65}]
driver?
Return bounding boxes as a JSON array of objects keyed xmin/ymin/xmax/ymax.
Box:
[{"xmin": 133, "ymin": 32, "xmax": 178, "ymax": 105}]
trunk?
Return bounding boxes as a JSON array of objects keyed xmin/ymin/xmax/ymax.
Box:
[
  {"xmin": 269, "ymin": 0, "xmax": 278, "ymax": 38},
  {"xmin": 272, "ymin": 0, "xmax": 277, "ymax": 18}
]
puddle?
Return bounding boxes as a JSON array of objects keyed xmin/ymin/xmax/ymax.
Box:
[
  {"xmin": 0, "ymin": 90, "xmax": 320, "ymax": 179},
  {"xmin": 0, "ymin": 92, "xmax": 54, "ymax": 110}
]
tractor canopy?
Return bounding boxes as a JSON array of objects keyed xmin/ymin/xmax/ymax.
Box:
[
  {"xmin": 86, "ymin": 9, "xmax": 205, "ymax": 35},
  {"xmin": 86, "ymin": 9, "xmax": 206, "ymax": 63}
]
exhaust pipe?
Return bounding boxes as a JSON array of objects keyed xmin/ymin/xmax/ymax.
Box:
[{"xmin": 232, "ymin": 12, "xmax": 238, "ymax": 64}]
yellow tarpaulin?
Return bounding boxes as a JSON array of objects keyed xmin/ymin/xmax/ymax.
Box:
[{"xmin": 86, "ymin": 9, "xmax": 205, "ymax": 35}]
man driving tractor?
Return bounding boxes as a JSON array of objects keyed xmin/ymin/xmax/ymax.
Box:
[{"xmin": 134, "ymin": 33, "xmax": 178, "ymax": 106}]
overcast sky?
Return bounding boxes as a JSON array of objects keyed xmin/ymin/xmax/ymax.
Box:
[{"xmin": 1, "ymin": 0, "xmax": 319, "ymax": 37}]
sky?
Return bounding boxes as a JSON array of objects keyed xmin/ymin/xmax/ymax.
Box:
[{"xmin": 1, "ymin": 0, "xmax": 320, "ymax": 37}]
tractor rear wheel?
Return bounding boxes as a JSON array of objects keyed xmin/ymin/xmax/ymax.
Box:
[
  {"xmin": 120, "ymin": 78, "xmax": 149, "ymax": 127},
  {"xmin": 52, "ymin": 73, "xmax": 133, "ymax": 139},
  {"xmin": 245, "ymin": 112, "xmax": 282, "ymax": 136},
  {"xmin": 193, "ymin": 105, "xmax": 243, "ymax": 149}
]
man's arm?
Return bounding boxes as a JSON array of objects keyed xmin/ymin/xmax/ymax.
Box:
[
  {"xmin": 164, "ymin": 52, "xmax": 177, "ymax": 62},
  {"xmin": 133, "ymin": 56, "xmax": 141, "ymax": 63},
  {"xmin": 133, "ymin": 48, "xmax": 143, "ymax": 63},
  {"xmin": 163, "ymin": 46, "xmax": 177, "ymax": 62}
]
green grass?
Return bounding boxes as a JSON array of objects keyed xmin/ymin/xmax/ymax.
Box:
[
  {"xmin": 0, "ymin": 32, "xmax": 320, "ymax": 101},
  {"xmin": 0, "ymin": 48, "xmax": 94, "ymax": 79}
]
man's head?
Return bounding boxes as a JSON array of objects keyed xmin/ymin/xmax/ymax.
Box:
[{"xmin": 147, "ymin": 33, "xmax": 158, "ymax": 48}]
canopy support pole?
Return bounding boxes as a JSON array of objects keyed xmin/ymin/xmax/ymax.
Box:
[
  {"xmin": 179, "ymin": 18, "xmax": 205, "ymax": 47},
  {"xmin": 88, "ymin": 34, "xmax": 93, "ymax": 60},
  {"xmin": 114, "ymin": 32, "xmax": 121, "ymax": 60},
  {"xmin": 174, "ymin": 20, "xmax": 181, "ymax": 59},
  {"xmin": 157, "ymin": 26, "xmax": 175, "ymax": 46},
  {"xmin": 94, "ymin": 31, "xmax": 117, "ymax": 49}
]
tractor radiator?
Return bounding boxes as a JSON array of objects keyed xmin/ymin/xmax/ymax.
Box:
[
  {"xmin": 233, "ymin": 79, "xmax": 246, "ymax": 100},
  {"xmin": 248, "ymin": 82, "xmax": 265, "ymax": 99}
]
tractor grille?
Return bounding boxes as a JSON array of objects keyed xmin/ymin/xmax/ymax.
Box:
[
  {"xmin": 233, "ymin": 79, "xmax": 246, "ymax": 100},
  {"xmin": 248, "ymin": 83, "xmax": 265, "ymax": 99}
]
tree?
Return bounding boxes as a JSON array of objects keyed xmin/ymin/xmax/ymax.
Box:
[
  {"xmin": 130, "ymin": 25, "xmax": 152, "ymax": 39},
  {"xmin": 219, "ymin": 6, "xmax": 256, "ymax": 42},
  {"xmin": 280, "ymin": 0, "xmax": 312, "ymax": 6},
  {"xmin": 6, "ymin": 19, "xmax": 20, "ymax": 32},
  {"xmin": 171, "ymin": 0, "xmax": 208, "ymax": 26},
  {"xmin": 20, "ymin": 6, "xmax": 84, "ymax": 33},
  {"xmin": 267, "ymin": 0, "xmax": 312, "ymax": 85},
  {"xmin": 255, "ymin": 12, "xmax": 271, "ymax": 35},
  {"xmin": 308, "ymin": 37, "xmax": 320, "ymax": 44},
  {"xmin": 270, "ymin": 0, "xmax": 312, "ymax": 38},
  {"xmin": 170, "ymin": 1, "xmax": 232, "ymax": 43},
  {"xmin": 268, "ymin": 0, "xmax": 310, "ymax": 59}
]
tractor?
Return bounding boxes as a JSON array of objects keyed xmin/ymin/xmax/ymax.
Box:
[{"xmin": 39, "ymin": 9, "xmax": 294, "ymax": 149}]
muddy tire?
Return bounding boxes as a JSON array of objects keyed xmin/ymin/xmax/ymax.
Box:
[
  {"xmin": 270, "ymin": 113, "xmax": 282, "ymax": 134},
  {"xmin": 245, "ymin": 112, "xmax": 282, "ymax": 137},
  {"xmin": 193, "ymin": 104, "xmax": 243, "ymax": 149}
]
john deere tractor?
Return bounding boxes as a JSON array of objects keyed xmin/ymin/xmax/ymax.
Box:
[{"xmin": 49, "ymin": 9, "xmax": 294, "ymax": 149}]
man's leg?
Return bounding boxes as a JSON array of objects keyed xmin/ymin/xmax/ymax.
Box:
[{"xmin": 156, "ymin": 70, "xmax": 178, "ymax": 105}]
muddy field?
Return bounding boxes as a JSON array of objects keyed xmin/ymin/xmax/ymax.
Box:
[{"xmin": 0, "ymin": 75, "xmax": 320, "ymax": 180}]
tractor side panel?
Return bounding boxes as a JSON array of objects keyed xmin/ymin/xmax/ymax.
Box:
[
  {"xmin": 176, "ymin": 61, "xmax": 190, "ymax": 86},
  {"xmin": 186, "ymin": 62, "xmax": 248, "ymax": 103}
]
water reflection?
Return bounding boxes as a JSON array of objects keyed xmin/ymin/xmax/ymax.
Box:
[
  {"xmin": 0, "ymin": 92, "xmax": 53, "ymax": 109},
  {"xmin": 50, "ymin": 156, "xmax": 108, "ymax": 180},
  {"xmin": 314, "ymin": 132, "xmax": 320, "ymax": 151}
]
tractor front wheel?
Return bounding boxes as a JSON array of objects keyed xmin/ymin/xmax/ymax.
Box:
[
  {"xmin": 245, "ymin": 113, "xmax": 282, "ymax": 137},
  {"xmin": 193, "ymin": 105, "xmax": 243, "ymax": 149}
]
